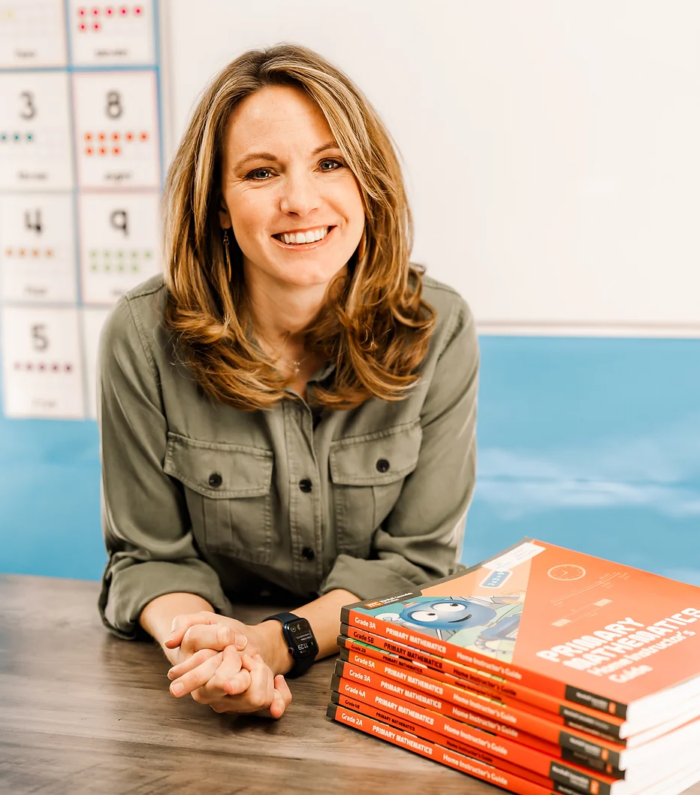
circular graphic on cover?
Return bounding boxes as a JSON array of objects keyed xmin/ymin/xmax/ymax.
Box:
[{"xmin": 547, "ymin": 564, "xmax": 586, "ymax": 581}]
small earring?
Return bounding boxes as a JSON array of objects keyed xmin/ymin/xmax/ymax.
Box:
[{"xmin": 223, "ymin": 228, "xmax": 232, "ymax": 281}]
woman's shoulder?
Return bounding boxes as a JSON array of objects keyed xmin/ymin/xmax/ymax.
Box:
[
  {"xmin": 100, "ymin": 274, "xmax": 168, "ymax": 365},
  {"xmin": 419, "ymin": 272, "xmax": 477, "ymax": 358}
]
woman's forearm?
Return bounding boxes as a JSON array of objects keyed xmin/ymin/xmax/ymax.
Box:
[{"xmin": 139, "ymin": 592, "xmax": 215, "ymax": 661}]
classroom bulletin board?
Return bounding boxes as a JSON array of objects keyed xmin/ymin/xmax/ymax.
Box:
[{"xmin": 0, "ymin": 0, "xmax": 164, "ymax": 420}]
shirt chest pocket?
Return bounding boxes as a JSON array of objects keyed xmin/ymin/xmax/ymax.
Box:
[
  {"xmin": 164, "ymin": 433, "xmax": 274, "ymax": 564},
  {"xmin": 329, "ymin": 420, "xmax": 423, "ymax": 558}
]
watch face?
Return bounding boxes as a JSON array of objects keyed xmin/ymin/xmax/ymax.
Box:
[{"xmin": 286, "ymin": 618, "xmax": 318, "ymax": 658}]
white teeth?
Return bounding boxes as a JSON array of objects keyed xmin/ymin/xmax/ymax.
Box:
[{"xmin": 280, "ymin": 227, "xmax": 329, "ymax": 245}]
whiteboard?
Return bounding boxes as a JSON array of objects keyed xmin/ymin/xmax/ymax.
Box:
[{"xmin": 161, "ymin": 0, "xmax": 700, "ymax": 337}]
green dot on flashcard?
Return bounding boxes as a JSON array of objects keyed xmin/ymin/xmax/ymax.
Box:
[
  {"xmin": 145, "ymin": 251, "xmax": 152, "ymax": 259},
  {"xmin": 104, "ymin": 250, "xmax": 111, "ymax": 257},
  {"xmin": 118, "ymin": 264, "xmax": 124, "ymax": 272},
  {"xmin": 13, "ymin": 134, "xmax": 19, "ymax": 141},
  {"xmin": 91, "ymin": 264, "xmax": 97, "ymax": 271},
  {"xmin": 117, "ymin": 250, "xmax": 124, "ymax": 258},
  {"xmin": 105, "ymin": 264, "xmax": 111, "ymax": 272},
  {"xmin": 26, "ymin": 133, "xmax": 33, "ymax": 141},
  {"xmin": 1, "ymin": 134, "xmax": 6, "ymax": 142},
  {"xmin": 90, "ymin": 250, "xmax": 97, "ymax": 257},
  {"xmin": 131, "ymin": 251, "xmax": 138, "ymax": 258},
  {"xmin": 132, "ymin": 264, "xmax": 139, "ymax": 272}
]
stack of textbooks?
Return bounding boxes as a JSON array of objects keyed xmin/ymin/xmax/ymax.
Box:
[{"xmin": 326, "ymin": 539, "xmax": 700, "ymax": 795}]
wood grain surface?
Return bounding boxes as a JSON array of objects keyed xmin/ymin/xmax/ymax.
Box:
[{"xmin": 1, "ymin": 574, "xmax": 698, "ymax": 795}]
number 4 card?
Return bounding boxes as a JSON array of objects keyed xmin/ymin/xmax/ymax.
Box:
[
  {"xmin": 1, "ymin": 305, "xmax": 85, "ymax": 419},
  {"xmin": 72, "ymin": 71, "xmax": 160, "ymax": 189}
]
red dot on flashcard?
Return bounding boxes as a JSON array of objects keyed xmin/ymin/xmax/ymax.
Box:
[
  {"xmin": 112, "ymin": 132, "xmax": 119, "ymax": 140},
  {"xmin": 19, "ymin": 248, "xmax": 25, "ymax": 257},
  {"xmin": 99, "ymin": 147, "xmax": 106, "ymax": 155},
  {"xmin": 85, "ymin": 132, "xmax": 92, "ymax": 140},
  {"xmin": 92, "ymin": 6, "xmax": 100, "ymax": 14},
  {"xmin": 135, "ymin": 6, "xmax": 142, "ymax": 15},
  {"xmin": 120, "ymin": 5, "xmax": 128, "ymax": 15},
  {"xmin": 32, "ymin": 249, "xmax": 39, "ymax": 257},
  {"xmin": 140, "ymin": 131, "xmax": 148, "ymax": 141},
  {"xmin": 126, "ymin": 132, "xmax": 133, "ymax": 141},
  {"xmin": 78, "ymin": 7, "xmax": 86, "ymax": 15},
  {"xmin": 113, "ymin": 146, "xmax": 121, "ymax": 155},
  {"xmin": 106, "ymin": 6, "xmax": 113, "ymax": 15},
  {"xmin": 65, "ymin": 364, "xmax": 73, "ymax": 372},
  {"xmin": 46, "ymin": 249, "xmax": 53, "ymax": 257},
  {"xmin": 52, "ymin": 364, "xmax": 59, "ymax": 372},
  {"xmin": 85, "ymin": 147, "xmax": 92, "ymax": 155},
  {"xmin": 98, "ymin": 132, "xmax": 105, "ymax": 140},
  {"xmin": 5, "ymin": 248, "xmax": 11, "ymax": 256},
  {"xmin": 39, "ymin": 363, "xmax": 46, "ymax": 371},
  {"xmin": 27, "ymin": 362, "xmax": 34, "ymax": 371},
  {"xmin": 79, "ymin": 23, "xmax": 86, "ymax": 31},
  {"xmin": 93, "ymin": 22, "xmax": 100, "ymax": 30}
]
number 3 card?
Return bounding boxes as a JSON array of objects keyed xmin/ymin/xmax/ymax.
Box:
[
  {"xmin": 0, "ymin": 72, "xmax": 74, "ymax": 190},
  {"xmin": 1, "ymin": 305, "xmax": 85, "ymax": 419},
  {"xmin": 72, "ymin": 71, "xmax": 160, "ymax": 189}
]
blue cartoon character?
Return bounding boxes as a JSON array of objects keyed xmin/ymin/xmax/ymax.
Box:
[{"xmin": 375, "ymin": 593, "xmax": 524, "ymax": 660}]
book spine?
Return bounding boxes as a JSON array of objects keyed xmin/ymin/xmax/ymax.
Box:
[
  {"xmin": 340, "ymin": 627, "xmax": 624, "ymax": 740},
  {"xmin": 327, "ymin": 702, "xmax": 560, "ymax": 795},
  {"xmin": 336, "ymin": 659, "xmax": 622, "ymax": 769},
  {"xmin": 342, "ymin": 607, "xmax": 627, "ymax": 719},
  {"xmin": 332, "ymin": 680, "xmax": 617, "ymax": 795}
]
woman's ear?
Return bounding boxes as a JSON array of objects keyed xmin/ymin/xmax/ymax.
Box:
[{"xmin": 218, "ymin": 195, "xmax": 231, "ymax": 229}]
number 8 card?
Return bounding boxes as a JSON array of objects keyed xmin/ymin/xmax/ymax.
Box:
[{"xmin": 72, "ymin": 71, "xmax": 161, "ymax": 189}]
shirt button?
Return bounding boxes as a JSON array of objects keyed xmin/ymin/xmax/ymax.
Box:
[
  {"xmin": 299, "ymin": 478, "xmax": 313, "ymax": 493},
  {"xmin": 301, "ymin": 546, "xmax": 316, "ymax": 561},
  {"xmin": 208, "ymin": 472, "xmax": 223, "ymax": 488},
  {"xmin": 376, "ymin": 458, "xmax": 390, "ymax": 473}
]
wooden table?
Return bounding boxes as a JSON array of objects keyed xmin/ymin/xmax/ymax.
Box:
[{"xmin": 1, "ymin": 575, "xmax": 698, "ymax": 795}]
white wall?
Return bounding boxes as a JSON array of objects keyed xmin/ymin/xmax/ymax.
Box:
[{"xmin": 161, "ymin": 0, "xmax": 700, "ymax": 337}]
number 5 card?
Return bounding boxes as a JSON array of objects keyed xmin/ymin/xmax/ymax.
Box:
[
  {"xmin": 72, "ymin": 71, "xmax": 161, "ymax": 189},
  {"xmin": 1, "ymin": 305, "xmax": 85, "ymax": 419}
]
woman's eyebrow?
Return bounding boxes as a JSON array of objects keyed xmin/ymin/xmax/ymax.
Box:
[{"xmin": 233, "ymin": 141, "xmax": 340, "ymax": 171}]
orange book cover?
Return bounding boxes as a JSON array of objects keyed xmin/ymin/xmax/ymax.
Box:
[
  {"xmin": 332, "ymin": 676, "xmax": 629, "ymax": 794},
  {"xmin": 340, "ymin": 538, "xmax": 700, "ymax": 721},
  {"xmin": 327, "ymin": 702, "xmax": 560, "ymax": 795},
  {"xmin": 338, "ymin": 634, "xmax": 625, "ymax": 740},
  {"xmin": 335, "ymin": 659, "xmax": 627, "ymax": 767}
]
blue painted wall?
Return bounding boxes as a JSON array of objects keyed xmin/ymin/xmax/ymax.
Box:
[{"xmin": 1, "ymin": 335, "xmax": 699, "ymax": 584}]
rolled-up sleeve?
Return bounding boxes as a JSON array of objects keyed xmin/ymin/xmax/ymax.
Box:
[
  {"xmin": 97, "ymin": 297, "xmax": 231, "ymax": 640},
  {"xmin": 319, "ymin": 295, "xmax": 479, "ymax": 600}
]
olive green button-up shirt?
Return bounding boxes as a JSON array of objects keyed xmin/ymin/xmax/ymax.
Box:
[{"xmin": 97, "ymin": 273, "xmax": 479, "ymax": 640}]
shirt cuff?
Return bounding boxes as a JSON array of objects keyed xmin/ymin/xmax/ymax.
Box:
[
  {"xmin": 98, "ymin": 558, "xmax": 233, "ymax": 641},
  {"xmin": 318, "ymin": 554, "xmax": 431, "ymax": 602}
]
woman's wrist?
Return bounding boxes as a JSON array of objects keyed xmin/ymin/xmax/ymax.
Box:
[{"xmin": 256, "ymin": 618, "xmax": 294, "ymax": 676}]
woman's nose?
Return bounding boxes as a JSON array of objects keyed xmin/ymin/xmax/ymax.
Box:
[{"xmin": 279, "ymin": 170, "xmax": 321, "ymax": 216}]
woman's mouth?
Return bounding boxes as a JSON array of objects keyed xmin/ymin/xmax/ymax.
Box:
[{"xmin": 271, "ymin": 225, "xmax": 336, "ymax": 250}]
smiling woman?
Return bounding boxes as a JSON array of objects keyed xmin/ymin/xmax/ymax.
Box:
[{"xmin": 97, "ymin": 43, "xmax": 480, "ymax": 723}]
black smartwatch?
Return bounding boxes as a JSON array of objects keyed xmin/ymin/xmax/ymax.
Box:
[{"xmin": 261, "ymin": 612, "xmax": 319, "ymax": 678}]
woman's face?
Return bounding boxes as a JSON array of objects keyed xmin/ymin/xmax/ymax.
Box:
[{"xmin": 218, "ymin": 84, "xmax": 365, "ymax": 292}]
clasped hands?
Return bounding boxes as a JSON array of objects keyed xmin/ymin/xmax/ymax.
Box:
[{"xmin": 163, "ymin": 611, "xmax": 293, "ymax": 719}]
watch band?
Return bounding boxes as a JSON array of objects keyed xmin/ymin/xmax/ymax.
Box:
[{"xmin": 261, "ymin": 611, "xmax": 318, "ymax": 678}]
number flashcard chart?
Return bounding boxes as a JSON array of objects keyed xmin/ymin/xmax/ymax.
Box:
[
  {"xmin": 1, "ymin": 305, "xmax": 85, "ymax": 418},
  {"xmin": 81, "ymin": 306, "xmax": 111, "ymax": 418},
  {"xmin": 78, "ymin": 191, "xmax": 160, "ymax": 304},
  {"xmin": 0, "ymin": 71, "xmax": 74, "ymax": 190},
  {"xmin": 72, "ymin": 71, "xmax": 160, "ymax": 189},
  {"xmin": 0, "ymin": 0, "xmax": 67, "ymax": 68},
  {"xmin": 0, "ymin": 193, "xmax": 77, "ymax": 303},
  {"xmin": 69, "ymin": 1, "xmax": 155, "ymax": 67}
]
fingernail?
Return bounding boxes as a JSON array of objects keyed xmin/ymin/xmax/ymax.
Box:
[
  {"xmin": 235, "ymin": 634, "xmax": 248, "ymax": 651},
  {"xmin": 171, "ymin": 683, "xmax": 184, "ymax": 696},
  {"xmin": 254, "ymin": 653, "xmax": 263, "ymax": 662}
]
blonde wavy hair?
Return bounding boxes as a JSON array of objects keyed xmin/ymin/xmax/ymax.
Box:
[{"xmin": 162, "ymin": 43, "xmax": 436, "ymax": 411}]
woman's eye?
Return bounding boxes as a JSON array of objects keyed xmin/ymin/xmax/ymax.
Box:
[{"xmin": 245, "ymin": 160, "xmax": 343, "ymax": 181}]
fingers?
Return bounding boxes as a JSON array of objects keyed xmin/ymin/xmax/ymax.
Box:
[
  {"xmin": 167, "ymin": 647, "xmax": 219, "ymax": 681},
  {"xmin": 169, "ymin": 650, "xmax": 224, "ymax": 698},
  {"xmin": 268, "ymin": 675, "xmax": 293, "ymax": 719},
  {"xmin": 177, "ymin": 624, "xmax": 248, "ymax": 657},
  {"xmin": 164, "ymin": 611, "xmax": 218, "ymax": 648}
]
